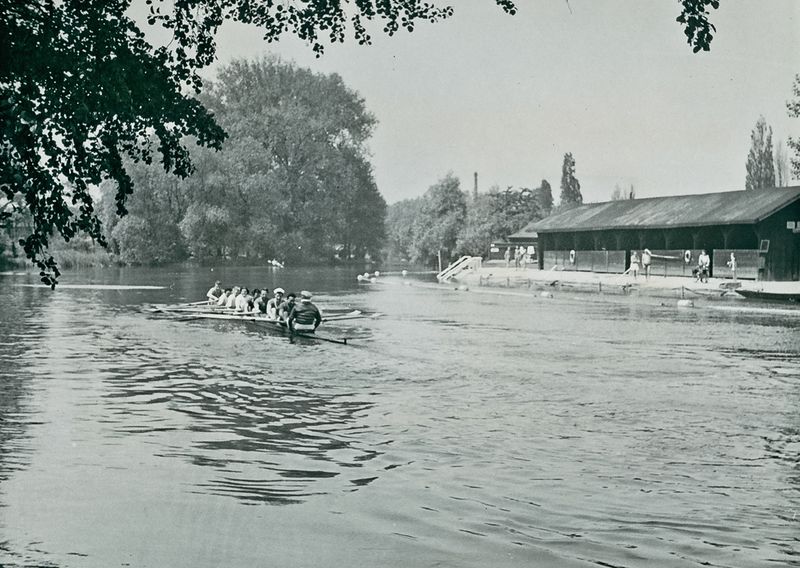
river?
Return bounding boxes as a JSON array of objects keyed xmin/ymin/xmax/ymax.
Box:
[{"xmin": 0, "ymin": 265, "xmax": 798, "ymax": 567}]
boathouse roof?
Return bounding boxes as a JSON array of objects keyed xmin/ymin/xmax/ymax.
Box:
[{"xmin": 511, "ymin": 186, "xmax": 800, "ymax": 236}]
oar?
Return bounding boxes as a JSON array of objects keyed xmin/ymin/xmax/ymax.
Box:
[
  {"xmin": 292, "ymin": 330, "xmax": 350, "ymax": 345},
  {"xmin": 322, "ymin": 310, "xmax": 362, "ymax": 322}
]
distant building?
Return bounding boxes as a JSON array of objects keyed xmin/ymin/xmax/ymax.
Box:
[{"xmin": 511, "ymin": 187, "xmax": 800, "ymax": 281}]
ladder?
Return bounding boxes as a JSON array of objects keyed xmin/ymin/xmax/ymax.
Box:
[{"xmin": 437, "ymin": 256, "xmax": 482, "ymax": 282}]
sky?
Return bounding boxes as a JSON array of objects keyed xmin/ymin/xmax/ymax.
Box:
[{"xmin": 149, "ymin": 1, "xmax": 799, "ymax": 204}]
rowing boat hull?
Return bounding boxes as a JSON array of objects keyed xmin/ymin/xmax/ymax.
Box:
[{"xmin": 735, "ymin": 289, "xmax": 800, "ymax": 302}]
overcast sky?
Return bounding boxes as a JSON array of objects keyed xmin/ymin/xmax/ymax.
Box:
[{"xmin": 176, "ymin": 1, "xmax": 798, "ymax": 204}]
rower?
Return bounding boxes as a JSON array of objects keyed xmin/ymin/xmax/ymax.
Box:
[
  {"xmin": 235, "ymin": 287, "xmax": 250, "ymax": 312},
  {"xmin": 267, "ymin": 287, "xmax": 284, "ymax": 319},
  {"xmin": 226, "ymin": 286, "xmax": 240, "ymax": 309},
  {"xmin": 254, "ymin": 289, "xmax": 269, "ymax": 315},
  {"xmin": 278, "ymin": 291, "xmax": 296, "ymax": 320},
  {"xmin": 217, "ymin": 288, "xmax": 231, "ymax": 306},
  {"xmin": 206, "ymin": 281, "xmax": 223, "ymax": 302},
  {"xmin": 286, "ymin": 290, "xmax": 322, "ymax": 332}
]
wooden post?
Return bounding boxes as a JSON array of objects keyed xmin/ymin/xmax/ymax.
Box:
[{"xmin": 437, "ymin": 249, "xmax": 442, "ymax": 274}]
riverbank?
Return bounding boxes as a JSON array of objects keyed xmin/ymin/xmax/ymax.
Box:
[{"xmin": 455, "ymin": 261, "xmax": 800, "ymax": 300}]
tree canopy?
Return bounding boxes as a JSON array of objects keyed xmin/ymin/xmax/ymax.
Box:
[
  {"xmin": 788, "ymin": 74, "xmax": 800, "ymax": 180},
  {"xmin": 558, "ymin": 153, "xmax": 582, "ymax": 207},
  {"xmin": 745, "ymin": 116, "xmax": 776, "ymax": 191},
  {"xmin": 1, "ymin": 0, "xmax": 724, "ymax": 285},
  {"xmin": 99, "ymin": 57, "xmax": 386, "ymax": 264}
]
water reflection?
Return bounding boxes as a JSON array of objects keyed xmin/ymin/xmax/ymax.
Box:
[{"xmin": 99, "ymin": 340, "xmax": 381, "ymax": 505}]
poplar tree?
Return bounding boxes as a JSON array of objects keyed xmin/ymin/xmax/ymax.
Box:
[
  {"xmin": 559, "ymin": 153, "xmax": 583, "ymax": 207},
  {"xmin": 745, "ymin": 116, "xmax": 776, "ymax": 191},
  {"xmin": 788, "ymin": 74, "xmax": 800, "ymax": 180}
]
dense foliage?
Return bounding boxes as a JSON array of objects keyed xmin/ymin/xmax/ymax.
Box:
[
  {"xmin": 558, "ymin": 153, "xmax": 583, "ymax": 208},
  {"xmin": 99, "ymin": 57, "xmax": 385, "ymax": 264},
  {"xmin": 788, "ymin": 74, "xmax": 800, "ymax": 180},
  {"xmin": 385, "ymin": 175, "xmax": 552, "ymax": 266},
  {"xmin": 745, "ymin": 116, "xmax": 776, "ymax": 191}
]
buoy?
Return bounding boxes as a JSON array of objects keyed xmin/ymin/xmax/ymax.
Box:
[
  {"xmin": 677, "ymin": 299, "xmax": 694, "ymax": 308},
  {"xmin": 540, "ymin": 291, "xmax": 554, "ymax": 298},
  {"xmin": 401, "ymin": 270, "xmax": 408, "ymax": 277}
]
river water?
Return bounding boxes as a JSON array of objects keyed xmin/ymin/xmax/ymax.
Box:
[{"xmin": 0, "ymin": 266, "xmax": 798, "ymax": 567}]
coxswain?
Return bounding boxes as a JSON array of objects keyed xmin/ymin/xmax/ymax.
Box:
[
  {"xmin": 286, "ymin": 290, "xmax": 322, "ymax": 332},
  {"xmin": 206, "ymin": 281, "xmax": 223, "ymax": 302},
  {"xmin": 267, "ymin": 288, "xmax": 284, "ymax": 319},
  {"xmin": 278, "ymin": 291, "xmax": 297, "ymax": 320}
]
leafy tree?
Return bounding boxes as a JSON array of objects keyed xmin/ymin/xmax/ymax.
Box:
[
  {"xmin": 188, "ymin": 57, "xmax": 384, "ymax": 264},
  {"xmin": 774, "ymin": 139, "xmax": 791, "ymax": 187},
  {"xmin": 745, "ymin": 116, "xmax": 776, "ymax": 191},
  {"xmin": 788, "ymin": 74, "xmax": 800, "ymax": 180},
  {"xmin": 534, "ymin": 179, "xmax": 553, "ymax": 217},
  {"xmin": 559, "ymin": 152, "xmax": 583, "ymax": 207},
  {"xmin": 385, "ymin": 197, "xmax": 426, "ymax": 263},
  {"xmin": 417, "ymin": 173, "xmax": 467, "ymax": 265}
]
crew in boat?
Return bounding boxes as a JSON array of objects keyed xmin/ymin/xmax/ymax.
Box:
[
  {"xmin": 266, "ymin": 288, "xmax": 284, "ymax": 319},
  {"xmin": 286, "ymin": 290, "xmax": 322, "ymax": 332},
  {"xmin": 206, "ymin": 281, "xmax": 223, "ymax": 302}
]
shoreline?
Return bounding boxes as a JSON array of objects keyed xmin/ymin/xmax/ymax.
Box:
[{"xmin": 453, "ymin": 262, "xmax": 800, "ymax": 301}]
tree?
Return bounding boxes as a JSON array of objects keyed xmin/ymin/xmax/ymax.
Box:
[
  {"xmin": 788, "ymin": 74, "xmax": 800, "ymax": 180},
  {"xmin": 745, "ymin": 116, "xmax": 776, "ymax": 191},
  {"xmin": 611, "ymin": 183, "xmax": 636, "ymax": 200},
  {"xmin": 533, "ymin": 179, "xmax": 553, "ymax": 217},
  {"xmin": 0, "ymin": 0, "xmax": 724, "ymax": 285},
  {"xmin": 774, "ymin": 139, "xmax": 791, "ymax": 187},
  {"xmin": 559, "ymin": 153, "xmax": 583, "ymax": 207},
  {"xmin": 191, "ymin": 57, "xmax": 385, "ymax": 264},
  {"xmin": 417, "ymin": 173, "xmax": 467, "ymax": 266},
  {"xmin": 385, "ymin": 197, "xmax": 426, "ymax": 263}
]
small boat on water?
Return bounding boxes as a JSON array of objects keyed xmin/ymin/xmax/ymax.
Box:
[{"xmin": 735, "ymin": 289, "xmax": 800, "ymax": 302}]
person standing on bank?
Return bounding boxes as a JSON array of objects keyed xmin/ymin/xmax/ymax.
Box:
[
  {"xmin": 629, "ymin": 250, "xmax": 640, "ymax": 278},
  {"xmin": 287, "ymin": 291, "xmax": 322, "ymax": 332},
  {"xmin": 641, "ymin": 248, "xmax": 652, "ymax": 280},
  {"xmin": 504, "ymin": 247, "xmax": 511, "ymax": 268},
  {"xmin": 726, "ymin": 252, "xmax": 737, "ymax": 280},
  {"xmin": 697, "ymin": 249, "xmax": 711, "ymax": 283}
]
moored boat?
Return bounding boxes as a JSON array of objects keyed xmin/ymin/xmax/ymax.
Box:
[{"xmin": 735, "ymin": 289, "xmax": 800, "ymax": 302}]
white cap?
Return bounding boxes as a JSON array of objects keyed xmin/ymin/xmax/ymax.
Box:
[{"xmin": 274, "ymin": 287, "xmax": 285, "ymax": 294}]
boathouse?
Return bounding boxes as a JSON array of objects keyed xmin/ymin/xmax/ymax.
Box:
[{"xmin": 510, "ymin": 187, "xmax": 800, "ymax": 281}]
